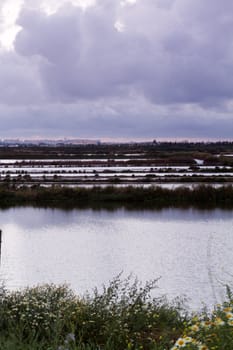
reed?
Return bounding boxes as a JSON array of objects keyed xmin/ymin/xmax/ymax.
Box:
[{"xmin": 0, "ymin": 184, "xmax": 232, "ymax": 208}]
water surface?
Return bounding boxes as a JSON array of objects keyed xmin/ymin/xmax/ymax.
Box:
[{"xmin": 0, "ymin": 207, "xmax": 232, "ymax": 310}]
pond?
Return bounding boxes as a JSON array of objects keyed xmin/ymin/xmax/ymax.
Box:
[{"xmin": 0, "ymin": 207, "xmax": 232, "ymax": 310}]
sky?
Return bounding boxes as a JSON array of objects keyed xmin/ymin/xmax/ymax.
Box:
[{"xmin": 0, "ymin": 0, "xmax": 233, "ymax": 141}]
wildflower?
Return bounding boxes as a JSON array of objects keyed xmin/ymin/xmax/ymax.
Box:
[
  {"xmin": 183, "ymin": 336, "xmax": 193, "ymax": 343},
  {"xmin": 223, "ymin": 307, "xmax": 232, "ymax": 313},
  {"xmin": 198, "ymin": 345, "xmax": 208, "ymax": 350},
  {"xmin": 200, "ymin": 321, "xmax": 212, "ymax": 328},
  {"xmin": 191, "ymin": 324, "xmax": 199, "ymax": 332},
  {"xmin": 225, "ymin": 312, "xmax": 233, "ymax": 320},
  {"xmin": 228, "ymin": 319, "xmax": 233, "ymax": 326},
  {"xmin": 214, "ymin": 317, "xmax": 225, "ymax": 326},
  {"xmin": 175, "ymin": 338, "xmax": 186, "ymax": 347}
]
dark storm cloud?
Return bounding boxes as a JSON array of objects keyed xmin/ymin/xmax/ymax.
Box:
[{"xmin": 0, "ymin": 0, "xmax": 233, "ymax": 138}]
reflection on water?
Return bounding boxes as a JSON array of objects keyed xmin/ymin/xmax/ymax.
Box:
[{"xmin": 0, "ymin": 207, "xmax": 232, "ymax": 310}]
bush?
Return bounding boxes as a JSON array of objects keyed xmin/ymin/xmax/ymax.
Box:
[
  {"xmin": 3, "ymin": 279, "xmax": 233, "ymax": 349},
  {"xmin": 0, "ymin": 284, "xmax": 80, "ymax": 347},
  {"xmin": 72, "ymin": 275, "xmax": 185, "ymax": 349},
  {"xmin": 0, "ymin": 277, "xmax": 186, "ymax": 350}
]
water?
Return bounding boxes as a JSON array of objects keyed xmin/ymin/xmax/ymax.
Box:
[{"xmin": 0, "ymin": 207, "xmax": 232, "ymax": 310}]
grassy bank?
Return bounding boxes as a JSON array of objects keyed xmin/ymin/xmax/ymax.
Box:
[
  {"xmin": 0, "ymin": 184, "xmax": 233, "ymax": 208},
  {"xmin": 0, "ymin": 277, "xmax": 185, "ymax": 350},
  {"xmin": 1, "ymin": 278, "xmax": 233, "ymax": 349}
]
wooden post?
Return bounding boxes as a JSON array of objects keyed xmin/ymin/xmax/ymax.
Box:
[{"xmin": 0, "ymin": 230, "xmax": 2, "ymax": 264}]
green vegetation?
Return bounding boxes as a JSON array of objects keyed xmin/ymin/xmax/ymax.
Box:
[
  {"xmin": 170, "ymin": 287, "xmax": 233, "ymax": 350},
  {"xmin": 0, "ymin": 277, "xmax": 185, "ymax": 350},
  {"xmin": 1, "ymin": 278, "xmax": 233, "ymax": 349},
  {"xmin": 0, "ymin": 184, "xmax": 232, "ymax": 208}
]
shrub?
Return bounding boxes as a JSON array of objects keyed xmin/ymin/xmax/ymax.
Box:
[{"xmin": 0, "ymin": 277, "xmax": 186, "ymax": 350}]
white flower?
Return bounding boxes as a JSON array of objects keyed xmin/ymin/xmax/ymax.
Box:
[{"xmin": 175, "ymin": 338, "xmax": 186, "ymax": 347}]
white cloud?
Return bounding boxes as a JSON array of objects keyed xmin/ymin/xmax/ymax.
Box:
[
  {"xmin": 37, "ymin": 0, "xmax": 95, "ymax": 15},
  {"xmin": 114, "ymin": 20, "xmax": 125, "ymax": 32},
  {"xmin": 0, "ymin": 0, "xmax": 23, "ymax": 49},
  {"xmin": 120, "ymin": 0, "xmax": 137, "ymax": 7},
  {"xmin": 0, "ymin": 0, "xmax": 95, "ymax": 49}
]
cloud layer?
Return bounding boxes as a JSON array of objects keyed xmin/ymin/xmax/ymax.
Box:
[{"xmin": 0, "ymin": 0, "xmax": 233, "ymax": 139}]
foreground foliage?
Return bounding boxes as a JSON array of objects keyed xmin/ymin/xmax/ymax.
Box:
[
  {"xmin": 1, "ymin": 278, "xmax": 233, "ymax": 349},
  {"xmin": 0, "ymin": 276, "xmax": 184, "ymax": 350},
  {"xmin": 171, "ymin": 288, "xmax": 233, "ymax": 350}
]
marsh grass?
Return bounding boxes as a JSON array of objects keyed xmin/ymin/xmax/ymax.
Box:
[{"xmin": 0, "ymin": 184, "xmax": 233, "ymax": 209}]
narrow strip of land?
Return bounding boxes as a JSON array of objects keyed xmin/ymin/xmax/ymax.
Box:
[{"xmin": 0, "ymin": 184, "xmax": 232, "ymax": 208}]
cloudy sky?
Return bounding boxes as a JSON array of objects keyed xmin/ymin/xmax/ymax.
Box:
[{"xmin": 0, "ymin": 0, "xmax": 233, "ymax": 140}]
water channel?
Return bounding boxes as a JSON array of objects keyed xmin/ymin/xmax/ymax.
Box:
[{"xmin": 0, "ymin": 207, "xmax": 232, "ymax": 310}]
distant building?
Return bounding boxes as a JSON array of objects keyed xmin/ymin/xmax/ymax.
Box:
[{"xmin": 1, "ymin": 138, "xmax": 101, "ymax": 146}]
